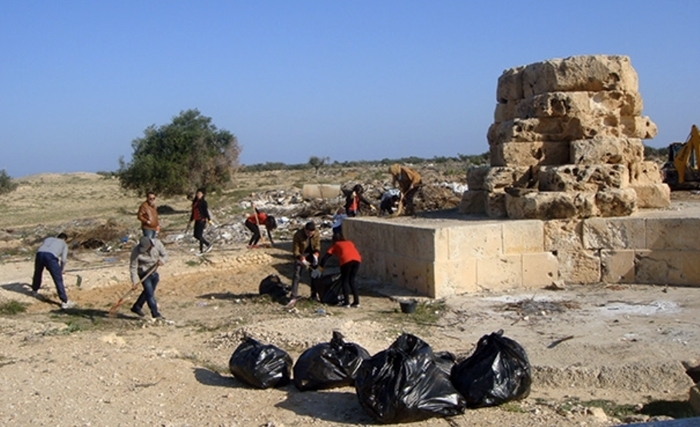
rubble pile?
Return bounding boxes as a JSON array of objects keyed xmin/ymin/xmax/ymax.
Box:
[{"xmin": 460, "ymin": 55, "xmax": 670, "ymax": 220}]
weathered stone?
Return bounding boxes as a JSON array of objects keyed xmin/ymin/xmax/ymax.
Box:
[
  {"xmin": 557, "ymin": 249, "xmax": 601, "ymax": 284},
  {"xmin": 477, "ymin": 255, "xmax": 522, "ymax": 290},
  {"xmin": 502, "ymin": 91, "xmax": 644, "ymax": 122},
  {"xmin": 466, "ymin": 165, "xmax": 490, "ymax": 190},
  {"xmin": 629, "ymin": 161, "xmax": 662, "ymax": 184},
  {"xmin": 485, "ymin": 192, "xmax": 507, "ymax": 218},
  {"xmin": 620, "ymin": 115, "xmax": 658, "ymax": 139},
  {"xmin": 570, "ymin": 136, "xmax": 644, "ymax": 165},
  {"xmin": 483, "ymin": 166, "xmax": 533, "ymax": 191},
  {"xmin": 496, "ymin": 66, "xmax": 525, "ymax": 102},
  {"xmin": 521, "ymin": 55, "xmax": 639, "ymax": 97},
  {"xmin": 635, "ymin": 250, "xmax": 700, "ymax": 286},
  {"xmin": 582, "ymin": 217, "xmax": 646, "ymax": 250},
  {"xmin": 544, "ymin": 219, "xmax": 584, "ymax": 251},
  {"xmin": 594, "ymin": 188, "xmax": 637, "ymax": 217},
  {"xmin": 506, "ymin": 191, "xmax": 599, "ymax": 220},
  {"xmin": 503, "ymin": 220, "xmax": 544, "ymax": 253},
  {"xmin": 490, "ymin": 141, "xmax": 570, "ymax": 167},
  {"xmin": 601, "ymin": 249, "xmax": 635, "ymax": 283},
  {"xmin": 630, "ymin": 183, "xmax": 670, "ymax": 208},
  {"xmin": 522, "ymin": 252, "xmax": 559, "ymax": 286},
  {"xmin": 458, "ymin": 190, "xmax": 486, "ymax": 214},
  {"xmin": 538, "ymin": 164, "xmax": 629, "ymax": 192},
  {"xmin": 645, "ymin": 218, "xmax": 700, "ymax": 251}
]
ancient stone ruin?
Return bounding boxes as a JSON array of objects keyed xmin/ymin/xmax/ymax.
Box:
[{"xmin": 460, "ymin": 55, "xmax": 671, "ymax": 219}]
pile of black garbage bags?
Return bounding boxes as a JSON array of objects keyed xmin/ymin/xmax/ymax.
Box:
[{"xmin": 229, "ymin": 329, "xmax": 532, "ymax": 424}]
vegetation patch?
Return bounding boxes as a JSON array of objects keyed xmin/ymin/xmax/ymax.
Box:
[{"xmin": 0, "ymin": 300, "xmax": 28, "ymax": 315}]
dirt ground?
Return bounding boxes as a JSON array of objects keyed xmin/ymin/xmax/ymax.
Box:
[{"xmin": 1, "ymin": 173, "xmax": 699, "ymax": 426}]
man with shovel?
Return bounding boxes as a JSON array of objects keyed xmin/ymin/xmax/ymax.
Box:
[{"xmin": 129, "ymin": 235, "xmax": 167, "ymax": 320}]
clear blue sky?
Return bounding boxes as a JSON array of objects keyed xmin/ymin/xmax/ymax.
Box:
[{"xmin": 1, "ymin": 1, "xmax": 699, "ymax": 177}]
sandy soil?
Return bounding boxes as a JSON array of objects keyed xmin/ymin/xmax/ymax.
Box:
[{"xmin": 0, "ymin": 173, "xmax": 699, "ymax": 426}]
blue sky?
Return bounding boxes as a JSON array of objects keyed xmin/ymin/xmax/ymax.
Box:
[{"xmin": 1, "ymin": 1, "xmax": 699, "ymax": 177}]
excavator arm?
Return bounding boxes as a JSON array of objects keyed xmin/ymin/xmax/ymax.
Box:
[{"xmin": 673, "ymin": 125, "xmax": 700, "ymax": 184}]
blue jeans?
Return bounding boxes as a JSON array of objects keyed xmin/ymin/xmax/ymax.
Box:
[
  {"xmin": 142, "ymin": 229, "xmax": 156, "ymax": 238},
  {"xmin": 133, "ymin": 271, "xmax": 160, "ymax": 317},
  {"xmin": 32, "ymin": 252, "xmax": 67, "ymax": 303}
]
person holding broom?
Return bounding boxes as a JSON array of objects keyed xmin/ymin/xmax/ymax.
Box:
[
  {"xmin": 129, "ymin": 235, "xmax": 167, "ymax": 320},
  {"xmin": 245, "ymin": 206, "xmax": 277, "ymax": 248}
]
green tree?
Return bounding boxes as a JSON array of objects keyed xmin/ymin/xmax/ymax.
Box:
[
  {"xmin": 0, "ymin": 169, "xmax": 18, "ymax": 195},
  {"xmin": 308, "ymin": 156, "xmax": 329, "ymax": 175},
  {"xmin": 118, "ymin": 109, "xmax": 241, "ymax": 196}
]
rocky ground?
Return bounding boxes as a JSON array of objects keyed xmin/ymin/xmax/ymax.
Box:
[{"xmin": 0, "ymin": 172, "xmax": 699, "ymax": 426}]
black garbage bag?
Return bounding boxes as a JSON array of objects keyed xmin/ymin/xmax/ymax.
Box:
[
  {"xmin": 355, "ymin": 333, "xmax": 466, "ymax": 423},
  {"xmin": 450, "ymin": 329, "xmax": 531, "ymax": 408},
  {"xmin": 259, "ymin": 274, "xmax": 288, "ymax": 303},
  {"xmin": 293, "ymin": 331, "xmax": 370, "ymax": 391},
  {"xmin": 228, "ymin": 337, "xmax": 293, "ymax": 389},
  {"xmin": 312, "ymin": 272, "xmax": 345, "ymax": 305}
]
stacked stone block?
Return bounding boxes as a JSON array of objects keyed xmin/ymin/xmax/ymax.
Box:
[{"xmin": 460, "ymin": 55, "xmax": 670, "ymax": 220}]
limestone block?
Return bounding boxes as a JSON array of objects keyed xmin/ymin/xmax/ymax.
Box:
[
  {"xmin": 477, "ymin": 255, "xmax": 522, "ymax": 290},
  {"xmin": 544, "ymin": 219, "xmax": 584, "ymax": 251},
  {"xmin": 435, "ymin": 258, "xmax": 478, "ymax": 296},
  {"xmin": 496, "ymin": 65, "xmax": 525, "ymax": 102},
  {"xmin": 570, "ymin": 136, "xmax": 644, "ymax": 165},
  {"xmin": 514, "ymin": 91, "xmax": 644, "ymax": 121},
  {"xmin": 467, "ymin": 165, "xmax": 490, "ymax": 190},
  {"xmin": 594, "ymin": 188, "xmax": 637, "ymax": 217},
  {"xmin": 385, "ymin": 253, "xmax": 435, "ymax": 296},
  {"xmin": 582, "ymin": 217, "xmax": 646, "ymax": 250},
  {"xmin": 645, "ymin": 218, "xmax": 700, "ymax": 251},
  {"xmin": 629, "ymin": 161, "xmax": 663, "ymax": 184},
  {"xmin": 521, "ymin": 55, "xmax": 639, "ymax": 97},
  {"xmin": 458, "ymin": 190, "xmax": 486, "ymax": 215},
  {"xmin": 538, "ymin": 164, "xmax": 629, "ymax": 192},
  {"xmin": 394, "ymin": 225, "xmax": 438, "ymax": 261},
  {"xmin": 600, "ymin": 249, "xmax": 635, "ymax": 283},
  {"xmin": 523, "ymin": 252, "xmax": 559, "ymax": 287},
  {"xmin": 557, "ymin": 250, "xmax": 601, "ymax": 284},
  {"xmin": 484, "ymin": 166, "xmax": 533, "ymax": 191},
  {"xmin": 448, "ymin": 223, "xmax": 502, "ymax": 259},
  {"xmin": 490, "ymin": 141, "xmax": 570, "ymax": 167},
  {"xmin": 485, "ymin": 192, "xmax": 508, "ymax": 218},
  {"xmin": 494, "ymin": 100, "xmax": 517, "ymax": 123},
  {"xmin": 361, "ymin": 249, "xmax": 386, "ymax": 282},
  {"xmin": 620, "ymin": 116, "xmax": 658, "ymax": 139},
  {"xmin": 630, "ymin": 183, "xmax": 671, "ymax": 209},
  {"xmin": 506, "ymin": 191, "xmax": 599, "ymax": 220},
  {"xmin": 503, "ymin": 220, "xmax": 544, "ymax": 253},
  {"xmin": 635, "ymin": 250, "xmax": 700, "ymax": 286}
]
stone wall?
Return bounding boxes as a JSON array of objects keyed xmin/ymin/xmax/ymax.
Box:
[{"xmin": 460, "ymin": 55, "xmax": 670, "ymax": 220}]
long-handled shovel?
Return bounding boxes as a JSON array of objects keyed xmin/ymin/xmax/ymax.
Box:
[{"xmin": 108, "ymin": 264, "xmax": 159, "ymax": 317}]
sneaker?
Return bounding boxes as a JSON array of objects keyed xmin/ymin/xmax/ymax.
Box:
[
  {"xmin": 204, "ymin": 244, "xmax": 213, "ymax": 253},
  {"xmin": 31, "ymin": 290, "xmax": 39, "ymax": 298},
  {"xmin": 130, "ymin": 306, "xmax": 145, "ymax": 317},
  {"xmin": 351, "ymin": 303, "xmax": 360, "ymax": 308},
  {"xmin": 61, "ymin": 300, "xmax": 76, "ymax": 309},
  {"xmin": 285, "ymin": 298, "xmax": 297, "ymax": 308},
  {"xmin": 153, "ymin": 314, "xmax": 166, "ymax": 321}
]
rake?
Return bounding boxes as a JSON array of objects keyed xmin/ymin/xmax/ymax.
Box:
[{"xmin": 107, "ymin": 264, "xmax": 158, "ymax": 317}]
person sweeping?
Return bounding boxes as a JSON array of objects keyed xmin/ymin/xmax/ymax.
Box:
[{"xmin": 129, "ymin": 236, "xmax": 168, "ymax": 320}]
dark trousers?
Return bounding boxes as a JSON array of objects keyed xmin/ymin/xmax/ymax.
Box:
[
  {"xmin": 290, "ymin": 253, "xmax": 317, "ymax": 299},
  {"xmin": 133, "ymin": 271, "xmax": 160, "ymax": 317},
  {"xmin": 245, "ymin": 220, "xmax": 261, "ymax": 246},
  {"xmin": 340, "ymin": 261, "xmax": 360, "ymax": 306},
  {"xmin": 404, "ymin": 184, "xmax": 422, "ymax": 215},
  {"xmin": 194, "ymin": 220, "xmax": 210, "ymax": 251},
  {"xmin": 32, "ymin": 252, "xmax": 67, "ymax": 303}
]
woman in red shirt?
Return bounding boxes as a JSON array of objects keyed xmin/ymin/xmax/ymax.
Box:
[
  {"xmin": 244, "ymin": 207, "xmax": 277, "ymax": 247},
  {"xmin": 319, "ymin": 233, "xmax": 362, "ymax": 307},
  {"xmin": 188, "ymin": 188, "xmax": 212, "ymax": 253}
]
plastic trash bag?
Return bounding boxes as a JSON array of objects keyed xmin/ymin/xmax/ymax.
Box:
[
  {"xmin": 258, "ymin": 274, "xmax": 288, "ymax": 303},
  {"xmin": 355, "ymin": 333, "xmax": 466, "ymax": 423},
  {"xmin": 293, "ymin": 331, "xmax": 370, "ymax": 391},
  {"xmin": 312, "ymin": 273, "xmax": 344, "ymax": 305},
  {"xmin": 228, "ymin": 337, "xmax": 292, "ymax": 389},
  {"xmin": 450, "ymin": 329, "xmax": 531, "ymax": 408}
]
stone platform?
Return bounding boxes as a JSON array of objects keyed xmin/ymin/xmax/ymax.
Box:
[{"xmin": 343, "ymin": 204, "xmax": 700, "ymax": 298}]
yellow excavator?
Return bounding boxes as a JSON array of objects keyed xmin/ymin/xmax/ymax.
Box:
[{"xmin": 663, "ymin": 124, "xmax": 700, "ymax": 189}]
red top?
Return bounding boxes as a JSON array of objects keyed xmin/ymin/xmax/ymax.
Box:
[
  {"xmin": 247, "ymin": 212, "xmax": 267, "ymax": 225},
  {"xmin": 326, "ymin": 240, "xmax": 361, "ymax": 265}
]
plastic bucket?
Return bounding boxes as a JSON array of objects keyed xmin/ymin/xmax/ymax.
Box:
[{"xmin": 399, "ymin": 299, "xmax": 417, "ymax": 314}]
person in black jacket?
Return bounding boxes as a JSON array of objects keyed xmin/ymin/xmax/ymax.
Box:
[
  {"xmin": 343, "ymin": 184, "xmax": 375, "ymax": 217},
  {"xmin": 188, "ymin": 188, "xmax": 212, "ymax": 254}
]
